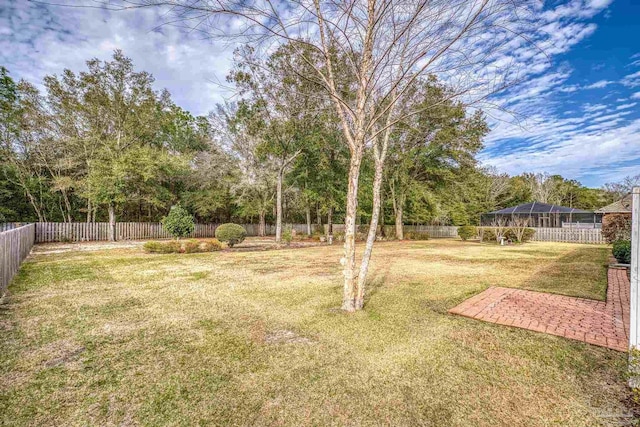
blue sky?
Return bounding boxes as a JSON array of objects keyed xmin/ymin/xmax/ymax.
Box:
[{"xmin": 1, "ymin": 0, "xmax": 638, "ymax": 187}]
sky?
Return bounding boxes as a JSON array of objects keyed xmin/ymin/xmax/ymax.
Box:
[{"xmin": 0, "ymin": 0, "xmax": 639, "ymax": 188}]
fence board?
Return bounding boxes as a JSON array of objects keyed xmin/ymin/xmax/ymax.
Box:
[{"xmin": 0, "ymin": 224, "xmax": 36, "ymax": 296}]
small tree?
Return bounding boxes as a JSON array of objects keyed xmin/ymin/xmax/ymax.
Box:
[
  {"xmin": 602, "ymin": 214, "xmax": 632, "ymax": 243},
  {"xmin": 162, "ymin": 205, "xmax": 195, "ymax": 239},
  {"xmin": 215, "ymin": 223, "xmax": 247, "ymax": 248},
  {"xmin": 509, "ymin": 217, "xmax": 530, "ymax": 243},
  {"xmin": 491, "ymin": 218, "xmax": 508, "ymax": 244}
]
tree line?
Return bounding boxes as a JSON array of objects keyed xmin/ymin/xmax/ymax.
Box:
[{"xmin": 0, "ymin": 51, "xmax": 627, "ymax": 237}]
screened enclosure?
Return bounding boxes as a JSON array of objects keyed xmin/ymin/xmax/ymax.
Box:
[{"xmin": 481, "ymin": 202, "xmax": 602, "ymax": 228}]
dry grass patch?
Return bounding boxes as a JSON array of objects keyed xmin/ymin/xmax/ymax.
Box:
[{"xmin": 0, "ymin": 239, "xmax": 633, "ymax": 426}]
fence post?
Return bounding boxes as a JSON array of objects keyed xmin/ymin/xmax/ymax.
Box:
[{"xmin": 630, "ymin": 187, "xmax": 640, "ymax": 387}]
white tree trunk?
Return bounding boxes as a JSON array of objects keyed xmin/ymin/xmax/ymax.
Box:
[
  {"xmin": 355, "ymin": 161, "xmax": 384, "ymax": 309},
  {"xmin": 108, "ymin": 203, "xmax": 116, "ymax": 242},
  {"xmin": 306, "ymin": 205, "xmax": 312, "ymax": 235},
  {"xmin": 275, "ymin": 170, "xmax": 283, "ymax": 242},
  {"xmin": 341, "ymin": 153, "xmax": 362, "ymax": 312}
]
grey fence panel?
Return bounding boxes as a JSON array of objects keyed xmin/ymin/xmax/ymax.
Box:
[
  {"xmin": 529, "ymin": 227, "xmax": 604, "ymax": 244},
  {"xmin": 35, "ymin": 222, "xmax": 219, "ymax": 243},
  {"xmin": 0, "ymin": 224, "xmax": 36, "ymax": 296},
  {"xmin": 28, "ymin": 222, "xmax": 606, "ymax": 244}
]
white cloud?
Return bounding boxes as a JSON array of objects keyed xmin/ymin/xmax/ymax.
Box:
[
  {"xmin": 0, "ymin": 2, "xmax": 238, "ymax": 115},
  {"xmin": 482, "ymin": 118, "xmax": 640, "ymax": 186},
  {"xmin": 616, "ymin": 102, "xmax": 637, "ymax": 110},
  {"xmin": 622, "ymin": 71, "xmax": 640, "ymax": 88},
  {"xmin": 0, "ymin": 0, "xmax": 629, "ymax": 187},
  {"xmin": 584, "ymin": 79, "xmax": 613, "ymax": 89}
]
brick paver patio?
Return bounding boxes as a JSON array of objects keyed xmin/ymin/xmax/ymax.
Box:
[{"xmin": 449, "ymin": 267, "xmax": 630, "ymax": 351}]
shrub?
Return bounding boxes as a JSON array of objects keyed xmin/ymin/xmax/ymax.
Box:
[
  {"xmin": 332, "ymin": 231, "xmax": 368, "ymax": 242},
  {"xmin": 282, "ymin": 226, "xmax": 293, "ymax": 245},
  {"xmin": 143, "ymin": 240, "xmax": 181, "ymax": 254},
  {"xmin": 480, "ymin": 228, "xmax": 496, "ymax": 243},
  {"xmin": 405, "ymin": 231, "xmax": 429, "ymax": 240},
  {"xmin": 504, "ymin": 229, "xmax": 514, "ymax": 240},
  {"xmin": 162, "ymin": 205, "xmax": 195, "ymax": 239},
  {"xmin": 201, "ymin": 239, "xmax": 223, "ymax": 252},
  {"xmin": 602, "ymin": 214, "xmax": 632, "ymax": 243},
  {"xmin": 612, "ymin": 240, "xmax": 631, "ymax": 264},
  {"xmin": 183, "ymin": 239, "xmax": 202, "ymax": 254},
  {"xmin": 521, "ymin": 228, "xmax": 536, "ymax": 242},
  {"xmin": 503, "ymin": 227, "xmax": 536, "ymax": 243},
  {"xmin": 215, "ymin": 223, "xmax": 247, "ymax": 247},
  {"xmin": 457, "ymin": 225, "xmax": 477, "ymax": 241}
]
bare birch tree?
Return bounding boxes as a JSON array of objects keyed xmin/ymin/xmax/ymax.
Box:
[
  {"xmin": 509, "ymin": 216, "xmax": 529, "ymax": 242},
  {"xmin": 114, "ymin": 0, "xmax": 541, "ymax": 311}
]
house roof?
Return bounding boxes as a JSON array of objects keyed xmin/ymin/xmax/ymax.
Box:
[
  {"xmin": 595, "ymin": 195, "xmax": 633, "ymax": 214},
  {"xmin": 486, "ymin": 202, "xmax": 592, "ymax": 215}
]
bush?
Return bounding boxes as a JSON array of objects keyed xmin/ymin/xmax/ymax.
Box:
[
  {"xmin": 480, "ymin": 228, "xmax": 496, "ymax": 243},
  {"xmin": 201, "ymin": 239, "xmax": 223, "ymax": 252},
  {"xmin": 457, "ymin": 225, "xmax": 477, "ymax": 241},
  {"xmin": 504, "ymin": 228, "xmax": 516, "ymax": 241},
  {"xmin": 183, "ymin": 239, "xmax": 202, "ymax": 254},
  {"xmin": 332, "ymin": 231, "xmax": 368, "ymax": 242},
  {"xmin": 602, "ymin": 214, "xmax": 632, "ymax": 243},
  {"xmin": 612, "ymin": 240, "xmax": 631, "ymax": 264},
  {"xmin": 405, "ymin": 231, "xmax": 429, "ymax": 240},
  {"xmin": 281, "ymin": 226, "xmax": 293, "ymax": 245},
  {"xmin": 143, "ymin": 239, "xmax": 222, "ymax": 254},
  {"xmin": 215, "ymin": 223, "xmax": 247, "ymax": 247},
  {"xmin": 143, "ymin": 240, "xmax": 181, "ymax": 254},
  {"xmin": 503, "ymin": 227, "xmax": 536, "ymax": 243},
  {"xmin": 162, "ymin": 205, "xmax": 195, "ymax": 239},
  {"xmin": 521, "ymin": 228, "xmax": 536, "ymax": 242}
]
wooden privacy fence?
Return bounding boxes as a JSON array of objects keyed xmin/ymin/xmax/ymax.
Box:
[
  {"xmin": 528, "ymin": 227, "xmax": 605, "ymax": 244},
  {"xmin": 0, "ymin": 223, "xmax": 30, "ymax": 232},
  {"xmin": 35, "ymin": 222, "xmax": 219, "ymax": 243},
  {"xmin": 1, "ymin": 224, "xmax": 36, "ymax": 295},
  {"xmin": 407, "ymin": 225, "xmax": 459, "ymax": 238},
  {"xmin": 25, "ymin": 222, "xmax": 607, "ymax": 244}
]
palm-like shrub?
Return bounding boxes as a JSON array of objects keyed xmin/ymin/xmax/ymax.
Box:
[{"xmin": 215, "ymin": 223, "xmax": 247, "ymax": 247}]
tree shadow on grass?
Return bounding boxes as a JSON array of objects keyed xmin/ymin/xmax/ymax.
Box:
[{"xmin": 362, "ymin": 264, "xmax": 392, "ymax": 307}]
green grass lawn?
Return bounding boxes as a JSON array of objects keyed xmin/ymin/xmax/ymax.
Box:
[{"xmin": 0, "ymin": 239, "xmax": 632, "ymax": 426}]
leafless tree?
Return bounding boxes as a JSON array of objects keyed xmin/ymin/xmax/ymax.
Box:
[
  {"xmin": 102, "ymin": 0, "xmax": 542, "ymax": 311},
  {"xmin": 482, "ymin": 166, "xmax": 510, "ymax": 210},
  {"xmin": 491, "ymin": 217, "xmax": 508, "ymax": 243},
  {"xmin": 525, "ymin": 172, "xmax": 559, "ymax": 204},
  {"xmin": 477, "ymin": 226, "xmax": 486, "ymax": 242},
  {"xmin": 508, "ymin": 216, "xmax": 529, "ymax": 242},
  {"xmin": 603, "ymin": 174, "xmax": 640, "ymax": 200}
]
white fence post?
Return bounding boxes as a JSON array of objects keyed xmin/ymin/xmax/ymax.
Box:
[{"xmin": 629, "ymin": 187, "xmax": 639, "ymax": 387}]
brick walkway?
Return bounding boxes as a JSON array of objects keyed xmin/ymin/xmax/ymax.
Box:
[{"xmin": 449, "ymin": 268, "xmax": 630, "ymax": 351}]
